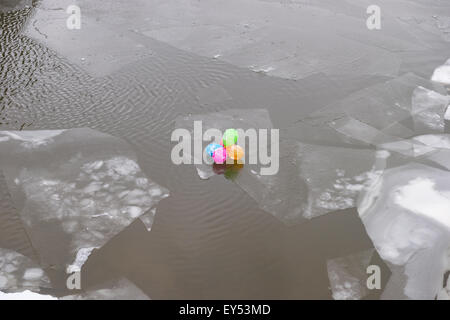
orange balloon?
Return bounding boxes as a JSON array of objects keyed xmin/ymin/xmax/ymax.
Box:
[{"xmin": 227, "ymin": 145, "xmax": 244, "ymax": 161}]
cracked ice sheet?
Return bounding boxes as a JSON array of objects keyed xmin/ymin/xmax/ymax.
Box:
[
  {"xmin": 124, "ymin": 0, "xmax": 401, "ymax": 79},
  {"xmin": 0, "ymin": 0, "xmax": 32, "ymax": 12},
  {"xmin": 411, "ymin": 86, "xmax": 450, "ymax": 134},
  {"xmin": 0, "ymin": 278, "xmax": 149, "ymax": 300},
  {"xmin": 327, "ymin": 249, "xmax": 375, "ymax": 300},
  {"xmin": 0, "ymin": 248, "xmax": 50, "ymax": 293},
  {"xmin": 407, "ymin": 135, "xmax": 450, "ymax": 171},
  {"xmin": 357, "ymin": 163, "xmax": 450, "ymax": 299},
  {"xmin": 305, "ymin": 74, "xmax": 447, "ymax": 140},
  {"xmin": 0, "ymin": 128, "xmax": 168, "ymax": 271}
]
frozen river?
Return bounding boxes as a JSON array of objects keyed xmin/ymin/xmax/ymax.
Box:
[{"xmin": 1, "ymin": 0, "xmax": 450, "ymax": 299}]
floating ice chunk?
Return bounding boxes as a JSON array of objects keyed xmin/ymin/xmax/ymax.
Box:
[
  {"xmin": 0, "ymin": 0, "xmax": 32, "ymax": 13},
  {"xmin": 0, "ymin": 171, "xmax": 36, "ymax": 259},
  {"xmin": 297, "ymin": 143, "xmax": 383, "ymax": 219},
  {"xmin": 329, "ymin": 117, "xmax": 403, "ymax": 146},
  {"xmin": 22, "ymin": 268, "xmax": 45, "ymax": 281},
  {"xmin": 445, "ymin": 106, "xmax": 450, "ymax": 121},
  {"xmin": 0, "ymin": 128, "xmax": 169, "ymax": 271},
  {"xmin": 0, "ymin": 278, "xmax": 149, "ymax": 300},
  {"xmin": 0, "ymin": 130, "xmax": 65, "ymax": 149},
  {"xmin": 60, "ymin": 278, "xmax": 149, "ymax": 300},
  {"xmin": 437, "ymin": 288, "xmax": 450, "ymax": 300},
  {"xmin": 175, "ymin": 109, "xmax": 273, "ymax": 172},
  {"xmin": 67, "ymin": 247, "xmax": 97, "ymax": 274},
  {"xmin": 195, "ymin": 165, "xmax": 215, "ymax": 180},
  {"xmin": 357, "ymin": 163, "xmax": 450, "ymax": 299},
  {"xmin": 378, "ymin": 139, "xmax": 436, "ymax": 158},
  {"xmin": 413, "ymin": 134, "xmax": 450, "ymax": 150},
  {"xmin": 431, "ymin": 59, "xmax": 450, "ymax": 85},
  {"xmin": 234, "ymin": 151, "xmax": 308, "ymax": 224},
  {"xmin": 0, "ymin": 290, "xmax": 57, "ymax": 300},
  {"xmin": 327, "ymin": 249, "xmax": 375, "ymax": 300},
  {"xmin": 376, "ymin": 134, "xmax": 450, "ymax": 169},
  {"xmin": 308, "ymin": 74, "xmax": 446, "ymax": 139},
  {"xmin": 139, "ymin": 208, "xmax": 157, "ymax": 232},
  {"xmin": 0, "ymin": 248, "xmax": 50, "ymax": 293},
  {"xmin": 411, "ymin": 86, "xmax": 449, "ymax": 134}
]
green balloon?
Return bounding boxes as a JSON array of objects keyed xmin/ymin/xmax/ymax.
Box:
[{"xmin": 222, "ymin": 129, "xmax": 238, "ymax": 147}]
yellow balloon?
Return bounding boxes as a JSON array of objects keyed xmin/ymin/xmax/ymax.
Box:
[{"xmin": 227, "ymin": 145, "xmax": 244, "ymax": 161}]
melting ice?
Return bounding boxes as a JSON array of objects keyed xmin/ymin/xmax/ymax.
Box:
[{"xmin": 0, "ymin": 128, "xmax": 169, "ymax": 272}]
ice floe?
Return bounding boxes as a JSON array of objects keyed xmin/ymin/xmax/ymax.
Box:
[
  {"xmin": 292, "ymin": 74, "xmax": 447, "ymax": 148},
  {"xmin": 0, "ymin": 278, "xmax": 149, "ymax": 300},
  {"xmin": 297, "ymin": 143, "xmax": 385, "ymax": 219},
  {"xmin": 0, "ymin": 248, "xmax": 50, "ymax": 293},
  {"xmin": 357, "ymin": 163, "xmax": 450, "ymax": 299},
  {"xmin": 60, "ymin": 278, "xmax": 149, "ymax": 300},
  {"xmin": 0, "ymin": 290, "xmax": 57, "ymax": 300},
  {"xmin": 411, "ymin": 86, "xmax": 450, "ymax": 134},
  {"xmin": 176, "ymin": 109, "xmax": 390, "ymax": 223},
  {"xmin": 327, "ymin": 249, "xmax": 375, "ymax": 300},
  {"xmin": 431, "ymin": 59, "xmax": 450, "ymax": 86},
  {"xmin": 0, "ymin": 128, "xmax": 169, "ymax": 271}
]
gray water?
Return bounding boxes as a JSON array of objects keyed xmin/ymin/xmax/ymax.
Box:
[{"xmin": 1, "ymin": 0, "xmax": 450, "ymax": 299}]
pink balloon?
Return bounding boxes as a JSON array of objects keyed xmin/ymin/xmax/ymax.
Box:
[{"xmin": 213, "ymin": 147, "xmax": 227, "ymax": 164}]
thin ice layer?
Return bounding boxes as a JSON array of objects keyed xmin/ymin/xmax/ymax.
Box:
[
  {"xmin": 0, "ymin": 128, "xmax": 169, "ymax": 271},
  {"xmin": 0, "ymin": 290, "xmax": 57, "ymax": 300},
  {"xmin": 306, "ymin": 73, "xmax": 446, "ymax": 140},
  {"xmin": 412, "ymin": 134, "xmax": 450, "ymax": 171},
  {"xmin": 177, "ymin": 109, "xmax": 389, "ymax": 224},
  {"xmin": 0, "ymin": 248, "xmax": 50, "ymax": 293},
  {"xmin": 174, "ymin": 108, "xmax": 273, "ymax": 170},
  {"xmin": 297, "ymin": 143, "xmax": 384, "ymax": 219},
  {"xmin": 327, "ymin": 249, "xmax": 375, "ymax": 300},
  {"xmin": 0, "ymin": 0, "xmax": 32, "ymax": 12},
  {"xmin": 377, "ymin": 134, "xmax": 450, "ymax": 169},
  {"xmin": 175, "ymin": 109, "xmax": 309, "ymax": 224},
  {"xmin": 411, "ymin": 86, "xmax": 449, "ymax": 134},
  {"xmin": 0, "ymin": 277, "xmax": 149, "ymax": 300},
  {"xmin": 358, "ymin": 163, "xmax": 450, "ymax": 299},
  {"xmin": 60, "ymin": 278, "xmax": 149, "ymax": 300}
]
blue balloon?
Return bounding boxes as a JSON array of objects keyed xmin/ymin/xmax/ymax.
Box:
[{"xmin": 205, "ymin": 143, "xmax": 222, "ymax": 157}]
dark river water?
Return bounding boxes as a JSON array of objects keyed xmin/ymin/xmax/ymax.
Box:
[{"xmin": 1, "ymin": 0, "xmax": 450, "ymax": 299}]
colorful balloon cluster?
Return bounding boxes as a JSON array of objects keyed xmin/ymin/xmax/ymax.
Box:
[{"xmin": 205, "ymin": 129, "xmax": 244, "ymax": 164}]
